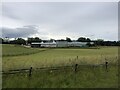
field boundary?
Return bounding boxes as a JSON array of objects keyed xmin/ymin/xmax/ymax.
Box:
[{"xmin": 2, "ymin": 63, "xmax": 111, "ymax": 75}]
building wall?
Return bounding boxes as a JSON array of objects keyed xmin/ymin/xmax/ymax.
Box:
[
  {"xmin": 31, "ymin": 41, "xmax": 94, "ymax": 48},
  {"xmin": 68, "ymin": 42, "xmax": 87, "ymax": 47},
  {"xmin": 31, "ymin": 44, "xmax": 41, "ymax": 48},
  {"xmin": 41, "ymin": 44, "xmax": 56, "ymax": 47},
  {"xmin": 56, "ymin": 41, "xmax": 68, "ymax": 47}
]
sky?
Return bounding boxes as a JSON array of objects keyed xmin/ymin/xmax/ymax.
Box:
[{"xmin": 1, "ymin": 2, "xmax": 118, "ymax": 41}]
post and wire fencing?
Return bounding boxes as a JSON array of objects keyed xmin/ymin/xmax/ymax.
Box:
[{"xmin": 2, "ymin": 61, "xmax": 110, "ymax": 77}]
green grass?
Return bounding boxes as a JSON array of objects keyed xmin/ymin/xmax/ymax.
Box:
[
  {"xmin": 2, "ymin": 44, "xmax": 118, "ymax": 88},
  {"xmin": 2, "ymin": 45, "xmax": 118, "ymax": 71},
  {"xmin": 3, "ymin": 65, "xmax": 118, "ymax": 88},
  {"xmin": 2, "ymin": 44, "xmax": 46, "ymax": 57}
]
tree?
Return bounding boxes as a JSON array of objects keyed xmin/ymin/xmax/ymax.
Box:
[
  {"xmin": 34, "ymin": 37, "xmax": 42, "ymax": 42},
  {"xmin": 27, "ymin": 38, "xmax": 33, "ymax": 44},
  {"xmin": 27, "ymin": 37, "xmax": 42, "ymax": 44},
  {"xmin": 86, "ymin": 38, "xmax": 91, "ymax": 42},
  {"xmin": 77, "ymin": 37, "xmax": 86, "ymax": 42},
  {"xmin": 15, "ymin": 38, "xmax": 26, "ymax": 45},
  {"xmin": 95, "ymin": 39, "xmax": 104, "ymax": 46},
  {"xmin": 66, "ymin": 37, "xmax": 72, "ymax": 42},
  {"xmin": 50, "ymin": 39, "xmax": 55, "ymax": 42},
  {"xmin": 59, "ymin": 39, "xmax": 66, "ymax": 41},
  {"xmin": 86, "ymin": 42, "xmax": 92, "ymax": 47}
]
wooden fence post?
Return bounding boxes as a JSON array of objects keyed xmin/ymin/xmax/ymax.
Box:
[
  {"xmin": 29, "ymin": 67, "xmax": 32, "ymax": 77},
  {"xmin": 75, "ymin": 64, "xmax": 78, "ymax": 73},
  {"xmin": 105, "ymin": 62, "xmax": 108, "ymax": 71}
]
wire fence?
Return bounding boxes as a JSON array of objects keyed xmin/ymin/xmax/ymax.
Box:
[{"xmin": 2, "ymin": 62, "xmax": 109, "ymax": 76}]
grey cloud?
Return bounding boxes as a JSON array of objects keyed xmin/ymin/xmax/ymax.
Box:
[
  {"xmin": 2, "ymin": 2, "xmax": 118, "ymax": 40},
  {"xmin": 1, "ymin": 25, "xmax": 38, "ymax": 38},
  {"xmin": 3, "ymin": 2, "xmax": 117, "ymax": 24}
]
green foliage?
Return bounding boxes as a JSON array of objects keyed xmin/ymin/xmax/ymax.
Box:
[
  {"xmin": 15, "ymin": 38, "xmax": 26, "ymax": 45},
  {"xmin": 86, "ymin": 42, "xmax": 92, "ymax": 47},
  {"xmin": 27, "ymin": 37, "xmax": 42, "ymax": 44},
  {"xmin": 66, "ymin": 37, "xmax": 72, "ymax": 42},
  {"xmin": 77, "ymin": 37, "xmax": 91, "ymax": 42},
  {"xmin": 95, "ymin": 39, "xmax": 104, "ymax": 46}
]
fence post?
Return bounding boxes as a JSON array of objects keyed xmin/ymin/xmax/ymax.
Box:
[
  {"xmin": 29, "ymin": 67, "xmax": 32, "ymax": 77},
  {"xmin": 74, "ymin": 64, "xmax": 78, "ymax": 73},
  {"xmin": 105, "ymin": 62, "xmax": 108, "ymax": 71}
]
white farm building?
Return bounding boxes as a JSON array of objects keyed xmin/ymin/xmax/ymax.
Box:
[
  {"xmin": 31, "ymin": 41, "xmax": 56, "ymax": 48},
  {"xmin": 31, "ymin": 40, "xmax": 94, "ymax": 48}
]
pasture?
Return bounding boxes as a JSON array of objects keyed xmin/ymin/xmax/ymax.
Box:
[
  {"xmin": 2, "ymin": 44, "xmax": 46, "ymax": 57},
  {"xmin": 2, "ymin": 44, "xmax": 118, "ymax": 88}
]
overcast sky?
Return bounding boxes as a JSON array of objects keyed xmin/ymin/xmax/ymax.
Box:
[{"xmin": 1, "ymin": 2, "xmax": 118, "ymax": 40}]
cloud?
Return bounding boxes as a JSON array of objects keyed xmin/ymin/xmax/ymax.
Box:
[
  {"xmin": 1, "ymin": 25, "xmax": 39, "ymax": 38},
  {"xmin": 1, "ymin": 2, "xmax": 118, "ymax": 40}
]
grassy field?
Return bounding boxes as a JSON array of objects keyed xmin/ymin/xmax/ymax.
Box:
[
  {"xmin": 2, "ymin": 44, "xmax": 118, "ymax": 88},
  {"xmin": 2, "ymin": 45, "xmax": 118, "ymax": 71},
  {"xmin": 2, "ymin": 44, "xmax": 46, "ymax": 57},
  {"xmin": 3, "ymin": 65, "xmax": 118, "ymax": 88}
]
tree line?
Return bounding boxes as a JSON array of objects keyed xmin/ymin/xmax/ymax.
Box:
[{"xmin": 0, "ymin": 37, "xmax": 120, "ymax": 46}]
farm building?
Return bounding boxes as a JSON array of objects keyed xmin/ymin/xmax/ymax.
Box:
[
  {"xmin": 31, "ymin": 40, "xmax": 94, "ymax": 48},
  {"xmin": 68, "ymin": 42, "xmax": 94, "ymax": 47},
  {"xmin": 68, "ymin": 42, "xmax": 87, "ymax": 47},
  {"xmin": 31, "ymin": 41, "xmax": 56, "ymax": 48},
  {"xmin": 56, "ymin": 41, "xmax": 68, "ymax": 47},
  {"xmin": 41, "ymin": 41, "xmax": 56, "ymax": 47},
  {"xmin": 31, "ymin": 42, "xmax": 41, "ymax": 48}
]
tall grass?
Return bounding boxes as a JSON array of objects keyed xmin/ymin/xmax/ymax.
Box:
[
  {"xmin": 2, "ymin": 46, "xmax": 118, "ymax": 71},
  {"xmin": 2, "ymin": 45, "xmax": 118, "ymax": 88},
  {"xmin": 2, "ymin": 65, "xmax": 118, "ymax": 88}
]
